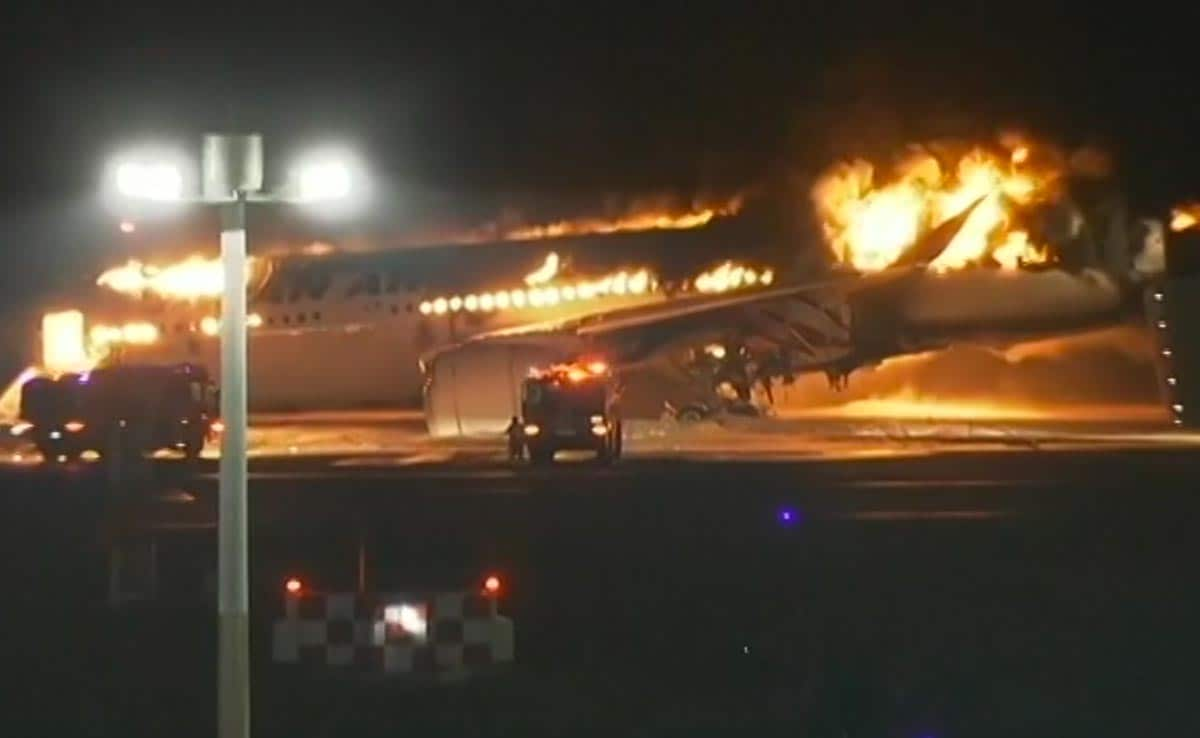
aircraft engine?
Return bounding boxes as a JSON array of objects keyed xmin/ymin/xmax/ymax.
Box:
[{"xmin": 423, "ymin": 340, "xmax": 577, "ymax": 437}]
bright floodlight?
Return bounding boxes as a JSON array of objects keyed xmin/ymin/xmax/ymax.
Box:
[
  {"xmin": 115, "ymin": 161, "xmax": 184, "ymax": 201},
  {"xmin": 293, "ymin": 156, "xmax": 353, "ymax": 202}
]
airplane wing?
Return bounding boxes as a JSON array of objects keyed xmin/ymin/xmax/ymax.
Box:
[
  {"xmin": 425, "ymin": 267, "xmax": 907, "ymax": 376},
  {"xmin": 420, "ymin": 200, "xmax": 990, "ymax": 437},
  {"xmin": 425, "ymin": 198, "xmax": 982, "ymax": 366},
  {"xmin": 571, "ymin": 270, "xmax": 897, "ymax": 338}
]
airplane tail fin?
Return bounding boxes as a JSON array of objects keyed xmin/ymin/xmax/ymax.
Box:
[
  {"xmin": 890, "ymin": 196, "xmax": 986, "ymax": 269},
  {"xmin": 1146, "ymin": 227, "xmax": 1200, "ymax": 428}
]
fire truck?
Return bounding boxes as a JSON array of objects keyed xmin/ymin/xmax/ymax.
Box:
[
  {"xmin": 519, "ymin": 360, "xmax": 622, "ymax": 464},
  {"xmin": 17, "ymin": 363, "xmax": 219, "ymax": 462}
]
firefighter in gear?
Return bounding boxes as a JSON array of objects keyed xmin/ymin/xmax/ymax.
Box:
[{"xmin": 504, "ymin": 416, "xmax": 524, "ymax": 462}]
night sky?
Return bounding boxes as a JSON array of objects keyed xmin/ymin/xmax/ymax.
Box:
[{"xmin": 1, "ymin": 2, "xmax": 1197, "ymax": 322}]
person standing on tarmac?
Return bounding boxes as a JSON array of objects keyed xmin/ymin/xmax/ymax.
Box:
[{"xmin": 504, "ymin": 416, "xmax": 525, "ymax": 462}]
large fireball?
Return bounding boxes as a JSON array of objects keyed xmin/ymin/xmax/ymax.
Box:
[{"xmin": 812, "ymin": 141, "xmax": 1058, "ymax": 272}]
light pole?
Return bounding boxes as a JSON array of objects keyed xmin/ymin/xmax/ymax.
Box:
[
  {"xmin": 112, "ymin": 134, "xmax": 361, "ymax": 738},
  {"xmin": 217, "ymin": 196, "xmax": 250, "ymax": 737},
  {"xmin": 205, "ymin": 133, "xmax": 260, "ymax": 738}
]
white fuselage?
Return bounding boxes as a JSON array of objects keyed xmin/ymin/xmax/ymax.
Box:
[{"xmin": 67, "ymin": 267, "xmax": 667, "ymax": 410}]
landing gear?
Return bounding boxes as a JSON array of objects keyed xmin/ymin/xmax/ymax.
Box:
[
  {"xmin": 675, "ymin": 403, "xmax": 712, "ymax": 423},
  {"xmin": 670, "ymin": 400, "xmax": 761, "ymax": 424},
  {"xmin": 724, "ymin": 399, "xmax": 761, "ymax": 418}
]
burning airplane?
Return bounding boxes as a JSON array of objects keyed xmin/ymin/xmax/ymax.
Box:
[
  {"xmin": 422, "ymin": 138, "xmax": 1178, "ymax": 436},
  {"xmin": 11, "ymin": 140, "xmax": 1191, "ymax": 432},
  {"xmin": 19, "ymin": 200, "xmax": 776, "ymax": 411}
]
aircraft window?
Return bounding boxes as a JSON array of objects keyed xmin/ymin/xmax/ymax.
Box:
[
  {"xmin": 297, "ymin": 313, "xmax": 307, "ymax": 324},
  {"xmin": 406, "ymin": 303, "xmax": 414, "ymax": 313},
  {"xmin": 385, "ymin": 270, "xmax": 404, "ymax": 294},
  {"xmin": 267, "ymin": 316, "xmax": 275, "ymax": 326},
  {"xmin": 365, "ymin": 273, "xmax": 381, "ymax": 296},
  {"xmin": 283, "ymin": 315, "xmax": 291, "ymax": 325},
  {"xmin": 390, "ymin": 304, "xmax": 399, "ymax": 315},
  {"xmin": 312, "ymin": 311, "xmax": 321, "ymax": 321}
]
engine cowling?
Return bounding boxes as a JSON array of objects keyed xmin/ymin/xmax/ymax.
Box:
[{"xmin": 423, "ymin": 340, "xmax": 577, "ymax": 437}]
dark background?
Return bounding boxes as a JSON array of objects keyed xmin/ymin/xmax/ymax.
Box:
[{"xmin": 1, "ymin": 2, "xmax": 1197, "ymax": 322}]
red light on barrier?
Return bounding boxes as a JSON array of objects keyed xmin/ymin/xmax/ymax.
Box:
[
  {"xmin": 285, "ymin": 577, "xmax": 302, "ymax": 595},
  {"xmin": 482, "ymin": 575, "xmax": 502, "ymax": 596}
]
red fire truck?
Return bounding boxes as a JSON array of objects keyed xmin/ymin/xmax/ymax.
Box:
[{"xmin": 519, "ymin": 360, "xmax": 622, "ymax": 464}]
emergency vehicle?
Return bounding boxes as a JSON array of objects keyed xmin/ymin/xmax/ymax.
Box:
[
  {"xmin": 519, "ymin": 360, "xmax": 622, "ymax": 464},
  {"xmin": 17, "ymin": 363, "xmax": 219, "ymax": 462}
]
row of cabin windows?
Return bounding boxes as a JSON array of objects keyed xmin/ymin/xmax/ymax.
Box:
[{"xmin": 153, "ymin": 303, "xmax": 417, "ymax": 336}]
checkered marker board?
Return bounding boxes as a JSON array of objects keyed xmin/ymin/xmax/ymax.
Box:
[{"xmin": 273, "ymin": 590, "xmax": 514, "ymax": 675}]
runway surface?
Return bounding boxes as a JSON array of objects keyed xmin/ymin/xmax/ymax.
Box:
[
  {"xmin": 4, "ymin": 407, "xmax": 1196, "ymax": 472},
  {"xmin": 2, "ymin": 410, "xmax": 1199, "ymax": 736}
]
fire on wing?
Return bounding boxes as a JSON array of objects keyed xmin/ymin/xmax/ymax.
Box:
[{"xmin": 811, "ymin": 140, "xmax": 1056, "ymax": 273}]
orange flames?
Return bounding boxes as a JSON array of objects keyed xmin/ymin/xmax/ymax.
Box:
[
  {"xmin": 795, "ymin": 392, "xmax": 1160, "ymax": 423},
  {"xmin": 776, "ymin": 325, "xmax": 1161, "ymax": 424},
  {"xmin": 812, "ymin": 142, "xmax": 1057, "ymax": 273},
  {"xmin": 807, "ymin": 390, "xmax": 1055, "ymax": 421},
  {"xmin": 97, "ymin": 255, "xmax": 263, "ymax": 301},
  {"xmin": 503, "ymin": 195, "xmax": 743, "ymax": 241},
  {"xmin": 991, "ymin": 230, "xmax": 1048, "ymax": 271},
  {"xmin": 693, "ymin": 261, "xmax": 774, "ymax": 293},
  {"xmin": 1170, "ymin": 203, "xmax": 1200, "ymax": 232},
  {"xmin": 417, "ymin": 251, "xmax": 774, "ymax": 317}
]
